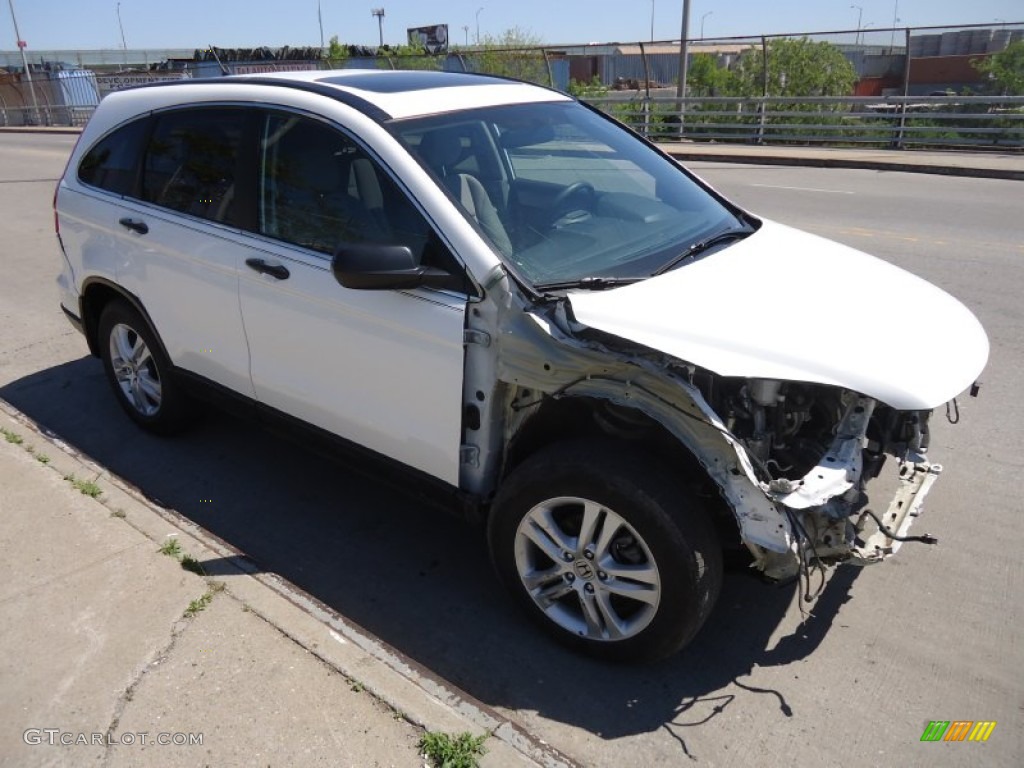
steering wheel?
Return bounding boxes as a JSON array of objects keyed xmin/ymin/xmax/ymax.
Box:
[{"xmin": 551, "ymin": 181, "xmax": 596, "ymax": 215}]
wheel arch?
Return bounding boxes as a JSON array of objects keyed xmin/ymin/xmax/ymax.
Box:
[
  {"xmin": 503, "ymin": 394, "xmax": 738, "ymax": 534},
  {"xmin": 80, "ymin": 278, "xmax": 170, "ymax": 363}
]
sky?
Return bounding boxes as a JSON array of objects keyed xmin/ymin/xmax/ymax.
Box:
[{"xmin": 2, "ymin": 0, "xmax": 1021, "ymax": 51}]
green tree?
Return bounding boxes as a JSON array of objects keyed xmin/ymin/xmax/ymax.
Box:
[
  {"xmin": 475, "ymin": 27, "xmax": 548, "ymax": 85},
  {"xmin": 567, "ymin": 76, "xmax": 608, "ymax": 98},
  {"xmin": 380, "ymin": 43, "xmax": 444, "ymax": 71},
  {"xmin": 733, "ymin": 37, "xmax": 857, "ymax": 97},
  {"xmin": 973, "ymin": 40, "xmax": 1024, "ymax": 95},
  {"xmin": 686, "ymin": 53, "xmax": 737, "ymax": 96},
  {"xmin": 324, "ymin": 35, "xmax": 348, "ymax": 66}
]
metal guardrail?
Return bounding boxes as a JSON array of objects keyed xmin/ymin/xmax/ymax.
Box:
[
  {"xmin": 0, "ymin": 104, "xmax": 94, "ymax": 128},
  {"xmin": 4, "ymin": 93, "xmax": 1022, "ymax": 151},
  {"xmin": 585, "ymin": 95, "xmax": 1024, "ymax": 148}
]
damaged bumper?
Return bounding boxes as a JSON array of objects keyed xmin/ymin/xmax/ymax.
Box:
[
  {"xmin": 738, "ymin": 395, "xmax": 943, "ymax": 580},
  {"xmin": 852, "ymin": 457, "xmax": 941, "ymax": 562}
]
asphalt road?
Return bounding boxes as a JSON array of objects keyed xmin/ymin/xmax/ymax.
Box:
[{"xmin": 1, "ymin": 134, "xmax": 1021, "ymax": 767}]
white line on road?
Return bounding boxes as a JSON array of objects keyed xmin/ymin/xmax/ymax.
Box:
[{"xmin": 750, "ymin": 183, "xmax": 855, "ymax": 195}]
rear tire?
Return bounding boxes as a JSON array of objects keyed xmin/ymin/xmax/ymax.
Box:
[
  {"xmin": 97, "ymin": 300, "xmax": 194, "ymax": 434},
  {"xmin": 488, "ymin": 440, "xmax": 722, "ymax": 662}
]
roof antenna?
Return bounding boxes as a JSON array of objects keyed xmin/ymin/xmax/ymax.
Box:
[{"xmin": 209, "ymin": 45, "xmax": 230, "ymax": 76}]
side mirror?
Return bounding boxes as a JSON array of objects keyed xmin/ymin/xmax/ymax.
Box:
[{"xmin": 331, "ymin": 244, "xmax": 457, "ymax": 291}]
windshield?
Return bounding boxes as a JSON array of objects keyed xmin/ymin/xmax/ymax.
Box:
[{"xmin": 391, "ymin": 101, "xmax": 748, "ymax": 288}]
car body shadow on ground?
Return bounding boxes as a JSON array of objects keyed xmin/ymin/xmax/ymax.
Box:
[{"xmin": 1, "ymin": 356, "xmax": 861, "ymax": 747}]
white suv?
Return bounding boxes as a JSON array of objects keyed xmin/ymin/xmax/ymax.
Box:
[{"xmin": 55, "ymin": 70, "xmax": 988, "ymax": 661}]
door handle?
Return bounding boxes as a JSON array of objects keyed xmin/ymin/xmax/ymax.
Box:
[
  {"xmin": 245, "ymin": 258, "xmax": 290, "ymax": 280},
  {"xmin": 118, "ymin": 217, "xmax": 148, "ymax": 235}
]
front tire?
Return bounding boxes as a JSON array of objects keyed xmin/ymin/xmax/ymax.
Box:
[
  {"xmin": 97, "ymin": 300, "xmax": 194, "ymax": 434},
  {"xmin": 488, "ymin": 441, "xmax": 722, "ymax": 662}
]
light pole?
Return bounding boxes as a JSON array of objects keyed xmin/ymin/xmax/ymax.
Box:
[
  {"xmin": 889, "ymin": 1, "xmax": 900, "ymax": 53},
  {"xmin": 850, "ymin": 4, "xmax": 863, "ymax": 45},
  {"xmin": 476, "ymin": 7, "xmax": 484, "ymax": 45},
  {"xmin": 700, "ymin": 10, "xmax": 712, "ymax": 40},
  {"xmin": 462, "ymin": 25, "xmax": 469, "ymax": 46},
  {"xmin": 675, "ymin": 0, "xmax": 691, "ymax": 134},
  {"xmin": 650, "ymin": 1, "xmax": 655, "ymax": 42},
  {"xmin": 371, "ymin": 7, "xmax": 385, "ymax": 48},
  {"xmin": 6, "ymin": 0, "xmax": 40, "ymax": 125},
  {"xmin": 116, "ymin": 2, "xmax": 128, "ymax": 68}
]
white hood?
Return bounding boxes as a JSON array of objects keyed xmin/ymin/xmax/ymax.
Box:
[{"xmin": 567, "ymin": 220, "xmax": 988, "ymax": 410}]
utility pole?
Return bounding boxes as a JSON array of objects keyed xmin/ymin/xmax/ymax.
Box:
[
  {"xmin": 476, "ymin": 7, "xmax": 484, "ymax": 45},
  {"xmin": 851, "ymin": 5, "xmax": 863, "ymax": 45},
  {"xmin": 6, "ymin": 0, "xmax": 40, "ymax": 125},
  {"xmin": 371, "ymin": 7, "xmax": 385, "ymax": 48},
  {"xmin": 318, "ymin": 1, "xmax": 324, "ymax": 50}
]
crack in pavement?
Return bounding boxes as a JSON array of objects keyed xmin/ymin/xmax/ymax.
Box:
[{"xmin": 100, "ymin": 591, "xmax": 225, "ymax": 766}]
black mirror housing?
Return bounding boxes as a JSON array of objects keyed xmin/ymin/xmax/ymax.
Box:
[{"xmin": 332, "ymin": 244, "xmax": 456, "ymax": 291}]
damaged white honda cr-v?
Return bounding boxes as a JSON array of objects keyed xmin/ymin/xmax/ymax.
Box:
[{"xmin": 55, "ymin": 70, "xmax": 988, "ymax": 661}]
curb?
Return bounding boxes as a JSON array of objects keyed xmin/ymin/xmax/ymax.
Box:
[
  {"xmin": 0, "ymin": 398, "xmax": 580, "ymax": 768},
  {"xmin": 663, "ymin": 148, "xmax": 1024, "ymax": 181},
  {"xmin": 0, "ymin": 126, "xmax": 83, "ymax": 136}
]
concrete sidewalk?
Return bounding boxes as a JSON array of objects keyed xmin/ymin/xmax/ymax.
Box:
[{"xmin": 0, "ymin": 403, "xmax": 565, "ymax": 768}]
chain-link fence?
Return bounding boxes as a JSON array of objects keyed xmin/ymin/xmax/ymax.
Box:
[
  {"xmin": 2, "ymin": 22, "xmax": 1022, "ymax": 148},
  {"xmin": 0, "ymin": 69, "xmax": 191, "ymax": 127},
  {"xmin": 576, "ymin": 23, "xmax": 1024, "ymax": 148}
]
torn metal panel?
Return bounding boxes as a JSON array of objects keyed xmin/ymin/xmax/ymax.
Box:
[
  {"xmin": 770, "ymin": 396, "xmax": 876, "ymax": 510},
  {"xmin": 481, "ymin": 284, "xmax": 796, "ymax": 555}
]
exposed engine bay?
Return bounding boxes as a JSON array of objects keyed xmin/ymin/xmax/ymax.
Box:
[{"xmin": 692, "ymin": 373, "xmax": 942, "ymax": 579}]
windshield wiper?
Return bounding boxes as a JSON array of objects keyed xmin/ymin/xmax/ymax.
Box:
[
  {"xmin": 652, "ymin": 226, "xmax": 754, "ymax": 276},
  {"xmin": 535, "ymin": 275, "xmax": 644, "ymax": 292}
]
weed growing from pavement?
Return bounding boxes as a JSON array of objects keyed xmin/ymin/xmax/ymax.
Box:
[
  {"xmin": 184, "ymin": 592, "xmax": 213, "ymax": 617},
  {"xmin": 184, "ymin": 581, "xmax": 225, "ymax": 617},
  {"xmin": 110, "ymin": 508, "xmax": 126, "ymax": 519},
  {"xmin": 63, "ymin": 474, "xmax": 102, "ymax": 498},
  {"xmin": 1, "ymin": 427, "xmax": 24, "ymax": 444},
  {"xmin": 180, "ymin": 554, "xmax": 205, "ymax": 575},
  {"xmin": 35, "ymin": 453, "xmax": 50, "ymax": 464},
  {"xmin": 350, "ymin": 681, "xmax": 365, "ymax": 693},
  {"xmin": 158, "ymin": 537, "xmax": 182, "ymax": 557},
  {"xmin": 74, "ymin": 479, "xmax": 102, "ymax": 497},
  {"xmin": 419, "ymin": 731, "xmax": 487, "ymax": 768}
]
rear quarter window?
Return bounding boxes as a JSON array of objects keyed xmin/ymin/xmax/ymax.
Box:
[{"xmin": 77, "ymin": 117, "xmax": 150, "ymax": 196}]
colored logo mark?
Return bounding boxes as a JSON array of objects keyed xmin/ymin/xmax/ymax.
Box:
[{"xmin": 920, "ymin": 721, "xmax": 996, "ymax": 742}]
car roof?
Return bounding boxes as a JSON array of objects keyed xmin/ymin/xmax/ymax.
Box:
[{"xmin": 214, "ymin": 69, "xmax": 572, "ymax": 121}]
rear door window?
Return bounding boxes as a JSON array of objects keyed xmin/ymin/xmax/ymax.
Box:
[{"xmin": 141, "ymin": 108, "xmax": 245, "ymax": 225}]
